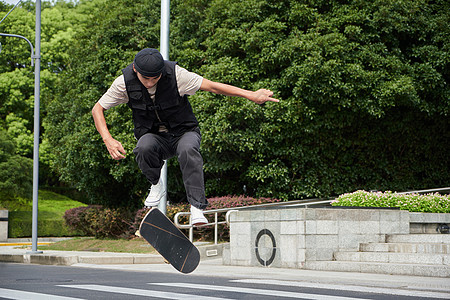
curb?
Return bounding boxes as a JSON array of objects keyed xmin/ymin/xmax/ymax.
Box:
[
  {"xmin": 0, "ymin": 243, "xmax": 226, "ymax": 266},
  {"xmin": 0, "ymin": 252, "xmax": 165, "ymax": 266},
  {"xmin": 0, "ymin": 242, "xmax": 52, "ymax": 246}
]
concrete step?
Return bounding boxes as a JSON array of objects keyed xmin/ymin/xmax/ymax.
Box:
[
  {"xmin": 387, "ymin": 234, "xmax": 450, "ymax": 243},
  {"xmin": 360, "ymin": 242, "xmax": 450, "ymax": 254},
  {"xmin": 334, "ymin": 251, "xmax": 450, "ymax": 265},
  {"xmin": 305, "ymin": 261, "xmax": 450, "ymax": 278}
]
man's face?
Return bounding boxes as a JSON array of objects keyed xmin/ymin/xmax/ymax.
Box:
[{"xmin": 133, "ymin": 65, "xmax": 162, "ymax": 89}]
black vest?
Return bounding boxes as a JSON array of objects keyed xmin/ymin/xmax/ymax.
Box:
[{"xmin": 122, "ymin": 61, "xmax": 199, "ymax": 139}]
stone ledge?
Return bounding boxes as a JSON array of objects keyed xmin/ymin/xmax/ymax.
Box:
[{"xmin": 410, "ymin": 212, "xmax": 450, "ymax": 223}]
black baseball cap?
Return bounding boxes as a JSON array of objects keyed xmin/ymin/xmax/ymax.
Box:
[{"xmin": 133, "ymin": 48, "xmax": 164, "ymax": 77}]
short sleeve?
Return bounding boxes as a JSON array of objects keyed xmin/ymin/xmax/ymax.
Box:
[
  {"xmin": 175, "ymin": 65, "xmax": 203, "ymax": 96},
  {"xmin": 97, "ymin": 75, "xmax": 129, "ymax": 110}
]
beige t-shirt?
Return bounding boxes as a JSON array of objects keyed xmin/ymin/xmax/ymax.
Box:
[{"xmin": 98, "ymin": 65, "xmax": 203, "ymax": 110}]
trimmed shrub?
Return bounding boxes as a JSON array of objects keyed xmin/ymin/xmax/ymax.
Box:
[
  {"xmin": 63, "ymin": 205, "xmax": 102, "ymax": 236},
  {"xmin": 64, "ymin": 205, "xmax": 133, "ymax": 239},
  {"xmin": 331, "ymin": 190, "xmax": 450, "ymax": 213}
]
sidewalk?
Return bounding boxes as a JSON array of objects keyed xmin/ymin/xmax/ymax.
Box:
[{"xmin": 1, "ymin": 242, "xmax": 450, "ymax": 297}]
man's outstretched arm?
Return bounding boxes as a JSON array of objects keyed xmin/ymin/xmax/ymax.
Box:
[
  {"xmin": 200, "ymin": 79, "xmax": 279, "ymax": 104},
  {"xmin": 92, "ymin": 102, "xmax": 126, "ymax": 160}
]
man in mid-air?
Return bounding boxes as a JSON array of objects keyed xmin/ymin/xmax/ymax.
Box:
[{"xmin": 92, "ymin": 48, "xmax": 279, "ymax": 225}]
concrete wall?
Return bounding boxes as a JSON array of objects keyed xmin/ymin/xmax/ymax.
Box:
[
  {"xmin": 226, "ymin": 207, "xmax": 410, "ymax": 268},
  {"xmin": 0, "ymin": 210, "xmax": 8, "ymax": 242}
]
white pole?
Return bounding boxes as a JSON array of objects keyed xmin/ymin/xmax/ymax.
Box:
[
  {"xmin": 160, "ymin": 0, "xmax": 170, "ymax": 59},
  {"xmin": 158, "ymin": 0, "xmax": 170, "ymax": 215},
  {"xmin": 30, "ymin": 0, "xmax": 42, "ymax": 254}
]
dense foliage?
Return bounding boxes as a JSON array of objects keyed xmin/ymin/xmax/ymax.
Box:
[
  {"xmin": 1, "ymin": 0, "xmax": 449, "ymax": 208},
  {"xmin": 184, "ymin": 0, "xmax": 450, "ymax": 200},
  {"xmin": 332, "ymin": 190, "xmax": 450, "ymax": 213}
]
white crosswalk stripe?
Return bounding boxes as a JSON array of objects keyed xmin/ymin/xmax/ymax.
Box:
[
  {"xmin": 0, "ymin": 288, "xmax": 84, "ymax": 300},
  {"xmin": 151, "ymin": 282, "xmax": 369, "ymax": 300},
  {"xmin": 3, "ymin": 281, "xmax": 441, "ymax": 300},
  {"xmin": 231, "ymin": 279, "xmax": 450, "ymax": 299},
  {"xmin": 58, "ymin": 284, "xmax": 232, "ymax": 300}
]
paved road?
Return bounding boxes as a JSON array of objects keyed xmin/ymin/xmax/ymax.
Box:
[{"xmin": 1, "ymin": 263, "xmax": 449, "ymax": 300}]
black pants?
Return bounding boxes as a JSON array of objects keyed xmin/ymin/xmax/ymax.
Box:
[{"xmin": 133, "ymin": 129, "xmax": 207, "ymax": 209}]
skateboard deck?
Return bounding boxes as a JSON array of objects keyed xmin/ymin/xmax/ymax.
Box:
[{"xmin": 139, "ymin": 208, "xmax": 200, "ymax": 274}]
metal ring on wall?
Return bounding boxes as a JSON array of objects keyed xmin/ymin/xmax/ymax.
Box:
[{"xmin": 255, "ymin": 229, "xmax": 276, "ymax": 266}]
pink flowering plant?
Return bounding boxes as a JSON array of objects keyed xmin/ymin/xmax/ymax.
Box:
[
  {"xmin": 207, "ymin": 195, "xmax": 281, "ymax": 210},
  {"xmin": 331, "ymin": 190, "xmax": 450, "ymax": 213}
]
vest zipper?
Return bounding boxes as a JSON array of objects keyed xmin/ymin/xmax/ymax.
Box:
[{"xmin": 152, "ymin": 98, "xmax": 168, "ymax": 133}]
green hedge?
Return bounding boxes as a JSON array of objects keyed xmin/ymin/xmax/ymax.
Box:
[
  {"xmin": 8, "ymin": 211, "xmax": 83, "ymax": 238},
  {"xmin": 6, "ymin": 190, "xmax": 87, "ymax": 238},
  {"xmin": 331, "ymin": 190, "xmax": 450, "ymax": 213}
]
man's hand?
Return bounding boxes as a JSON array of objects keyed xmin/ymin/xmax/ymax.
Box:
[
  {"xmin": 92, "ymin": 103, "xmax": 126, "ymax": 160},
  {"xmin": 250, "ymin": 89, "xmax": 279, "ymax": 105},
  {"xmin": 104, "ymin": 137, "xmax": 126, "ymax": 160}
]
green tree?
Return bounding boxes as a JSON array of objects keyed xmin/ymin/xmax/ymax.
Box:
[
  {"xmin": 45, "ymin": 0, "xmax": 162, "ymax": 207},
  {"xmin": 44, "ymin": 0, "xmax": 449, "ymax": 206},
  {"xmin": 184, "ymin": 0, "xmax": 450, "ymax": 198},
  {"xmin": 0, "ymin": 0, "xmax": 92, "ymax": 185}
]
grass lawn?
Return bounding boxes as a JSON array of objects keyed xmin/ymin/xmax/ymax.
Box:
[
  {"xmin": 38, "ymin": 190, "xmax": 87, "ymax": 219},
  {"xmin": 8, "ymin": 190, "xmax": 88, "ymax": 238},
  {"xmin": 37, "ymin": 237, "xmax": 157, "ymax": 254}
]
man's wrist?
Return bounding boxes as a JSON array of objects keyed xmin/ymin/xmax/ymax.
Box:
[{"xmin": 102, "ymin": 135, "xmax": 113, "ymax": 143}]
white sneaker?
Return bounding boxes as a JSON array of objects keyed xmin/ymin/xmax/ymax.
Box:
[
  {"xmin": 144, "ymin": 177, "xmax": 166, "ymax": 208},
  {"xmin": 190, "ymin": 205, "xmax": 208, "ymax": 226}
]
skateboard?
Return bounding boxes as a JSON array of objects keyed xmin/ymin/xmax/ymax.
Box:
[{"xmin": 139, "ymin": 208, "xmax": 200, "ymax": 274}]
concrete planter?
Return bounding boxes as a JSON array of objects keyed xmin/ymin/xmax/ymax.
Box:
[{"xmin": 226, "ymin": 207, "xmax": 450, "ymax": 269}]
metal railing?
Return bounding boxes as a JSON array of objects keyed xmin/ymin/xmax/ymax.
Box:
[
  {"xmin": 173, "ymin": 187, "xmax": 450, "ymax": 244},
  {"xmin": 398, "ymin": 187, "xmax": 450, "ymax": 195},
  {"xmin": 174, "ymin": 198, "xmax": 334, "ymax": 243}
]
